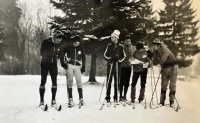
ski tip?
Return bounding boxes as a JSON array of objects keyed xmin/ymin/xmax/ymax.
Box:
[
  {"xmin": 44, "ymin": 104, "xmax": 48, "ymax": 111},
  {"xmin": 58, "ymin": 105, "xmax": 62, "ymax": 111}
]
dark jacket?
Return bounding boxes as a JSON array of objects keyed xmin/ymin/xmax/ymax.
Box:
[
  {"xmin": 133, "ymin": 48, "xmax": 150, "ymax": 72},
  {"xmin": 62, "ymin": 44, "xmax": 86, "ymax": 66},
  {"xmin": 104, "ymin": 42, "xmax": 126, "ymax": 63},
  {"xmin": 40, "ymin": 38, "xmax": 61, "ymax": 63},
  {"xmin": 153, "ymin": 43, "xmax": 177, "ymax": 67}
]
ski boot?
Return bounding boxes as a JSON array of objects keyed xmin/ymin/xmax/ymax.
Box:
[
  {"xmin": 39, "ymin": 101, "xmax": 44, "ymax": 107},
  {"xmin": 51, "ymin": 100, "xmax": 57, "ymax": 106},
  {"xmin": 68, "ymin": 98, "xmax": 74, "ymax": 108},
  {"xmin": 170, "ymin": 101, "xmax": 175, "ymax": 107},
  {"xmin": 79, "ymin": 98, "xmax": 84, "ymax": 106},
  {"xmin": 106, "ymin": 100, "xmax": 111, "ymax": 107}
]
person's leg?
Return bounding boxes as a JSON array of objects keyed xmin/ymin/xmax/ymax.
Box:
[
  {"xmin": 39, "ymin": 62, "xmax": 48, "ymax": 104},
  {"xmin": 131, "ymin": 72, "xmax": 140, "ymax": 103},
  {"xmin": 74, "ymin": 65, "xmax": 83, "ymax": 100},
  {"xmin": 169, "ymin": 65, "xmax": 178, "ymax": 105},
  {"xmin": 160, "ymin": 73, "xmax": 170, "ymax": 105},
  {"xmin": 49, "ymin": 63, "xmax": 58, "ymax": 103},
  {"xmin": 106, "ymin": 63, "xmax": 113, "ymax": 102},
  {"xmin": 119, "ymin": 67, "xmax": 125, "ymax": 100},
  {"xmin": 123, "ymin": 67, "xmax": 131, "ymax": 100},
  {"xmin": 67, "ymin": 64, "xmax": 74, "ymax": 99},
  {"xmin": 138, "ymin": 69, "xmax": 147, "ymax": 102}
]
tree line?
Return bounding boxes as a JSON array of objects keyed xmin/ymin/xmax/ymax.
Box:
[{"xmin": 0, "ymin": 0, "xmax": 199, "ymax": 82}]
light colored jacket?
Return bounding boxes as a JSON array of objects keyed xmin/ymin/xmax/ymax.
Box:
[{"xmin": 121, "ymin": 45, "xmax": 136, "ymax": 67}]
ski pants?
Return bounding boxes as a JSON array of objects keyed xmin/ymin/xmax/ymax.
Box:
[
  {"xmin": 40, "ymin": 62, "xmax": 58, "ymax": 88},
  {"xmin": 131, "ymin": 69, "xmax": 148, "ymax": 89},
  {"xmin": 161, "ymin": 65, "xmax": 178, "ymax": 93},
  {"xmin": 120, "ymin": 67, "xmax": 131, "ymax": 87},
  {"xmin": 67, "ymin": 63, "xmax": 82, "ymax": 88},
  {"xmin": 106, "ymin": 62, "xmax": 120, "ymax": 100}
]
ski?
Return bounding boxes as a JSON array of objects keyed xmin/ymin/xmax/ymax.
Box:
[
  {"xmin": 124, "ymin": 100, "xmax": 131, "ymax": 105},
  {"xmin": 52, "ymin": 104, "xmax": 62, "ymax": 111},
  {"xmin": 119, "ymin": 101, "xmax": 126, "ymax": 107},
  {"xmin": 99, "ymin": 104, "xmax": 105, "ymax": 110},
  {"xmin": 40, "ymin": 104, "xmax": 48, "ymax": 111}
]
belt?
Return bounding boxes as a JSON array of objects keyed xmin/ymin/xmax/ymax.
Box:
[{"xmin": 68, "ymin": 59, "xmax": 81, "ymax": 66}]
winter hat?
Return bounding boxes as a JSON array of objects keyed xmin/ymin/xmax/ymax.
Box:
[
  {"xmin": 111, "ymin": 30, "xmax": 120, "ymax": 39},
  {"xmin": 152, "ymin": 39, "xmax": 162, "ymax": 45}
]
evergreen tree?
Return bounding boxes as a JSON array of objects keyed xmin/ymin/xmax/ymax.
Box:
[
  {"xmin": 156, "ymin": 0, "xmax": 199, "ymax": 68},
  {"xmin": 0, "ymin": 25, "xmax": 6, "ymax": 61},
  {"xmin": 0, "ymin": 0, "xmax": 22, "ymax": 74},
  {"xmin": 50, "ymin": 0, "xmax": 156, "ymax": 82}
]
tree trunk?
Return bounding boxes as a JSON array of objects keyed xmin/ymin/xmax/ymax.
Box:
[{"xmin": 89, "ymin": 52, "xmax": 97, "ymax": 83}]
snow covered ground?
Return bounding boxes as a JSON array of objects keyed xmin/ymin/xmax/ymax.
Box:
[{"xmin": 0, "ymin": 68, "xmax": 200, "ymax": 123}]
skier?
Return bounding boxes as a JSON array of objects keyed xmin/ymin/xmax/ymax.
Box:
[
  {"xmin": 119, "ymin": 35, "xmax": 136, "ymax": 102},
  {"xmin": 61, "ymin": 36, "xmax": 86, "ymax": 108},
  {"xmin": 152, "ymin": 39, "xmax": 178, "ymax": 107},
  {"xmin": 104, "ymin": 30, "xmax": 126, "ymax": 106},
  {"xmin": 39, "ymin": 30, "xmax": 63, "ymax": 107},
  {"xmin": 130, "ymin": 42, "xmax": 150, "ymax": 104}
]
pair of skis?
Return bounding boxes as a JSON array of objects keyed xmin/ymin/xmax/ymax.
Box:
[
  {"xmin": 40, "ymin": 104, "xmax": 62, "ymax": 111},
  {"xmin": 149, "ymin": 103, "xmax": 180, "ymax": 112}
]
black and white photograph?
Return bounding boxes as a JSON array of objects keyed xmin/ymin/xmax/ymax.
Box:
[{"xmin": 0, "ymin": 0, "xmax": 200, "ymax": 123}]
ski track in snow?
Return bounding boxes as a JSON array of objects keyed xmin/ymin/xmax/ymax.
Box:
[{"xmin": 0, "ymin": 72, "xmax": 200, "ymax": 123}]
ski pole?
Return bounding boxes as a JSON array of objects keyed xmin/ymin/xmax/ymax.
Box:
[
  {"xmin": 152, "ymin": 66, "xmax": 159, "ymax": 104},
  {"xmin": 174, "ymin": 95, "xmax": 181, "ymax": 111},
  {"xmin": 149, "ymin": 71, "xmax": 161, "ymax": 108},
  {"xmin": 99, "ymin": 76, "xmax": 107, "ymax": 102},
  {"xmin": 150, "ymin": 68, "xmax": 154, "ymax": 105},
  {"xmin": 100, "ymin": 62, "xmax": 113, "ymax": 110},
  {"xmin": 116, "ymin": 61, "xmax": 119, "ymax": 103}
]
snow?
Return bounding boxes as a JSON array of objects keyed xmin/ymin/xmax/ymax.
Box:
[{"xmin": 0, "ymin": 67, "xmax": 200, "ymax": 123}]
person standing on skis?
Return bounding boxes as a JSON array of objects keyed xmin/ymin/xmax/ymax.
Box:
[
  {"xmin": 152, "ymin": 39, "xmax": 178, "ymax": 107},
  {"xmin": 119, "ymin": 35, "xmax": 136, "ymax": 102},
  {"xmin": 130, "ymin": 42, "xmax": 150, "ymax": 104},
  {"xmin": 39, "ymin": 30, "xmax": 63, "ymax": 107},
  {"xmin": 104, "ymin": 30, "xmax": 126, "ymax": 106},
  {"xmin": 61, "ymin": 36, "xmax": 86, "ymax": 108}
]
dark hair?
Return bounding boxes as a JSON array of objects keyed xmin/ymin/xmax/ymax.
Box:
[
  {"xmin": 136, "ymin": 43, "xmax": 144, "ymax": 50},
  {"xmin": 72, "ymin": 36, "xmax": 81, "ymax": 42},
  {"xmin": 125, "ymin": 35, "xmax": 131, "ymax": 40},
  {"xmin": 54, "ymin": 30, "xmax": 63, "ymax": 38}
]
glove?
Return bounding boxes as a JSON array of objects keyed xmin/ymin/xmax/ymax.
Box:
[{"xmin": 81, "ymin": 66, "xmax": 85, "ymax": 73}]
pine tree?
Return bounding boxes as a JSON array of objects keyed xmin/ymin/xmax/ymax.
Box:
[
  {"xmin": 0, "ymin": 0, "xmax": 22, "ymax": 74},
  {"xmin": 0, "ymin": 25, "xmax": 6, "ymax": 61},
  {"xmin": 49, "ymin": 0, "xmax": 156, "ymax": 82},
  {"xmin": 156, "ymin": 0, "xmax": 199, "ymax": 68}
]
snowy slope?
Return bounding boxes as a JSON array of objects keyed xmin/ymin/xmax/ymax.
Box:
[{"xmin": 0, "ymin": 68, "xmax": 200, "ymax": 123}]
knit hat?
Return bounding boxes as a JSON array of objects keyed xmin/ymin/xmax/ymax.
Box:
[
  {"xmin": 152, "ymin": 39, "xmax": 162, "ymax": 45},
  {"xmin": 111, "ymin": 30, "xmax": 120, "ymax": 39}
]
